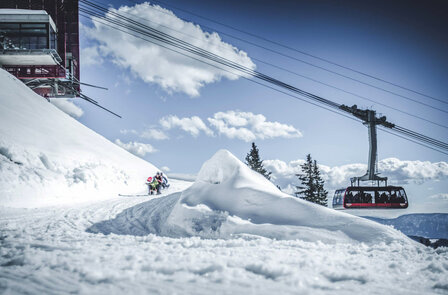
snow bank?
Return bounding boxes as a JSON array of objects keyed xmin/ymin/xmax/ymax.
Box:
[
  {"xmin": 0, "ymin": 69, "xmax": 159, "ymax": 207},
  {"xmin": 90, "ymin": 150, "xmax": 411, "ymax": 244}
]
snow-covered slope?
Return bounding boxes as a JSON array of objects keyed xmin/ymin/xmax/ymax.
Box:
[
  {"xmin": 365, "ymin": 213, "xmax": 448, "ymax": 239},
  {"xmin": 89, "ymin": 150, "xmax": 411, "ymax": 244},
  {"xmin": 0, "ymin": 69, "xmax": 158, "ymax": 207}
]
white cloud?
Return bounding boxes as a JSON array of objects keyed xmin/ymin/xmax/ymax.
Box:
[
  {"xmin": 120, "ymin": 129, "xmax": 138, "ymax": 135},
  {"xmin": 378, "ymin": 158, "xmax": 448, "ymax": 184},
  {"xmin": 140, "ymin": 128, "xmax": 169, "ymax": 140},
  {"xmin": 129, "ymin": 111, "xmax": 302, "ymax": 141},
  {"xmin": 114, "ymin": 139, "xmax": 157, "ymax": 157},
  {"xmin": 50, "ymin": 98, "xmax": 83, "ymax": 118},
  {"xmin": 84, "ymin": 2, "xmax": 255, "ymax": 97},
  {"xmin": 120, "ymin": 128, "xmax": 168, "ymax": 140},
  {"xmin": 80, "ymin": 46, "xmax": 104, "ymax": 66},
  {"xmin": 160, "ymin": 115, "xmax": 213, "ymax": 137},
  {"xmin": 265, "ymin": 158, "xmax": 448, "ymax": 193},
  {"xmin": 208, "ymin": 111, "xmax": 302, "ymax": 142}
]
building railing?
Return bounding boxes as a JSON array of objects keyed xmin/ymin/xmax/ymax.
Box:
[{"xmin": 0, "ymin": 48, "xmax": 62, "ymax": 63}]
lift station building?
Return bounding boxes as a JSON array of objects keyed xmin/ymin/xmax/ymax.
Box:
[{"xmin": 0, "ymin": 0, "xmax": 80, "ymax": 97}]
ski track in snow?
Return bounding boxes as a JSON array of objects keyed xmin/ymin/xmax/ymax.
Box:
[{"xmin": 1, "ymin": 181, "xmax": 447, "ymax": 294}]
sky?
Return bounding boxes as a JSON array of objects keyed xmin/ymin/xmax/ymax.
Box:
[{"xmin": 68, "ymin": 0, "xmax": 448, "ymax": 213}]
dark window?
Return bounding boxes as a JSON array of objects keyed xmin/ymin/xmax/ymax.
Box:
[
  {"xmin": 50, "ymin": 27, "xmax": 57, "ymax": 50},
  {"xmin": 29, "ymin": 36, "xmax": 38, "ymax": 49},
  {"xmin": 0, "ymin": 23, "xmax": 49, "ymax": 50},
  {"xmin": 0, "ymin": 23, "xmax": 20, "ymax": 33},
  {"xmin": 38, "ymin": 36, "xmax": 47, "ymax": 48},
  {"xmin": 21, "ymin": 23, "xmax": 46, "ymax": 29}
]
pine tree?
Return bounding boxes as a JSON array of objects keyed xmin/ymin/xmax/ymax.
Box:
[
  {"xmin": 312, "ymin": 160, "xmax": 328, "ymax": 206},
  {"xmin": 295, "ymin": 154, "xmax": 315, "ymax": 201},
  {"xmin": 295, "ymin": 154, "xmax": 328, "ymax": 206},
  {"xmin": 245, "ymin": 142, "xmax": 271, "ymax": 180}
]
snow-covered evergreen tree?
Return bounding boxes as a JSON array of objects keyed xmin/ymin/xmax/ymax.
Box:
[
  {"xmin": 295, "ymin": 154, "xmax": 314, "ymax": 201},
  {"xmin": 295, "ymin": 154, "xmax": 328, "ymax": 206},
  {"xmin": 245, "ymin": 142, "xmax": 271, "ymax": 180},
  {"xmin": 312, "ymin": 159, "xmax": 328, "ymax": 206}
]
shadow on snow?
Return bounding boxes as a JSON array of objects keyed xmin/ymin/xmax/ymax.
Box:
[{"xmin": 86, "ymin": 193, "xmax": 180, "ymax": 236}]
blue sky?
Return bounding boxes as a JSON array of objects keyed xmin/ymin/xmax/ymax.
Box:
[{"xmin": 74, "ymin": 0, "xmax": 448, "ymax": 212}]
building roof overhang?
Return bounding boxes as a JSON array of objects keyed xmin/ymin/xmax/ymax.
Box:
[{"xmin": 0, "ymin": 9, "xmax": 57, "ymax": 32}]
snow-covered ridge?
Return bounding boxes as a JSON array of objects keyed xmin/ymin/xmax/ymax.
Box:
[
  {"xmin": 89, "ymin": 149, "xmax": 413, "ymax": 244},
  {"xmin": 0, "ymin": 69, "xmax": 158, "ymax": 207},
  {"xmin": 365, "ymin": 213, "xmax": 448, "ymax": 239}
]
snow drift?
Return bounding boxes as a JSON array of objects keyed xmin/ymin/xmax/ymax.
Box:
[
  {"xmin": 89, "ymin": 150, "xmax": 411, "ymax": 244},
  {"xmin": 0, "ymin": 69, "xmax": 158, "ymax": 207}
]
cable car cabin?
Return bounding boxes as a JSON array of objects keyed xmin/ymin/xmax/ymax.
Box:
[{"xmin": 332, "ymin": 186, "xmax": 408, "ymax": 209}]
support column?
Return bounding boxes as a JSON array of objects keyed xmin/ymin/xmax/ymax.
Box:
[{"xmin": 365, "ymin": 110, "xmax": 378, "ymax": 180}]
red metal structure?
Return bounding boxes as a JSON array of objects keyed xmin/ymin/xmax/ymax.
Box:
[{"xmin": 0, "ymin": 0, "xmax": 80, "ymax": 97}]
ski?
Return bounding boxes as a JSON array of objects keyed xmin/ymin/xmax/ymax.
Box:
[{"xmin": 118, "ymin": 194, "xmax": 149, "ymax": 197}]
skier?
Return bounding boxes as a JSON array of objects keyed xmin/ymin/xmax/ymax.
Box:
[
  {"xmin": 154, "ymin": 172, "xmax": 163, "ymax": 194},
  {"xmin": 152, "ymin": 177, "xmax": 161, "ymax": 195},
  {"xmin": 146, "ymin": 176, "xmax": 159, "ymax": 195},
  {"xmin": 153, "ymin": 172, "xmax": 163, "ymax": 195},
  {"xmin": 146, "ymin": 176, "xmax": 153, "ymax": 195},
  {"xmin": 160, "ymin": 172, "xmax": 170, "ymax": 189}
]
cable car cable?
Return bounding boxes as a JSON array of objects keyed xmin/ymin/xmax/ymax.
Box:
[
  {"xmin": 80, "ymin": 3, "xmax": 448, "ymax": 152},
  {"xmin": 79, "ymin": 3, "xmax": 448, "ymax": 154},
  {"xmin": 379, "ymin": 127, "xmax": 448, "ymax": 156},
  {"xmin": 81, "ymin": 0, "xmax": 448, "ymax": 129},
  {"xmin": 79, "ymin": 11, "xmax": 364, "ymax": 123},
  {"xmin": 125, "ymin": 0, "xmax": 448, "ymax": 108},
  {"xmin": 146, "ymin": 0, "xmax": 448, "ymax": 106}
]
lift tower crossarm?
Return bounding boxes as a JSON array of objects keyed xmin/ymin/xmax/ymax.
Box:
[{"xmin": 339, "ymin": 104, "xmax": 395, "ymax": 186}]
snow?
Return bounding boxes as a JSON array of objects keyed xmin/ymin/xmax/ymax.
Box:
[
  {"xmin": 1, "ymin": 196, "xmax": 447, "ymax": 294},
  {"xmin": 0, "ymin": 68, "xmax": 159, "ymax": 207},
  {"xmin": 49, "ymin": 98, "xmax": 84, "ymax": 118},
  {"xmin": 86, "ymin": 150, "xmax": 413, "ymax": 245},
  {"xmin": 1, "ymin": 69, "xmax": 447, "ymax": 294}
]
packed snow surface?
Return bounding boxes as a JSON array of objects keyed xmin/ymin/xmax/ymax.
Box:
[
  {"xmin": 0, "ymin": 69, "xmax": 158, "ymax": 207},
  {"xmin": 89, "ymin": 150, "xmax": 413, "ymax": 244},
  {"xmin": 1, "ymin": 194, "xmax": 447, "ymax": 294}
]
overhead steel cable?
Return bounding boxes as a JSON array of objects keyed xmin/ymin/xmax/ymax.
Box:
[
  {"xmin": 378, "ymin": 127, "xmax": 448, "ymax": 156},
  {"xmin": 53, "ymin": 55, "xmax": 121, "ymax": 117},
  {"xmin": 79, "ymin": 7, "xmax": 370, "ymax": 127},
  {"xmin": 79, "ymin": 1, "xmax": 448, "ymax": 154},
  {"xmin": 81, "ymin": 0, "xmax": 448, "ymax": 129},
  {"xmin": 391, "ymin": 126, "xmax": 448, "ymax": 150},
  {"xmin": 115, "ymin": 0, "xmax": 448, "ymax": 111},
  {"xmin": 252, "ymin": 59, "xmax": 448, "ymax": 130},
  {"xmin": 80, "ymin": 1, "xmax": 448, "ymax": 150},
  {"xmin": 145, "ymin": 0, "xmax": 448, "ymax": 106},
  {"xmin": 85, "ymin": 0, "xmax": 448, "ymax": 116},
  {"xmin": 80, "ymin": 2, "xmax": 344, "ymax": 109},
  {"xmin": 79, "ymin": 12, "xmax": 362, "ymax": 125}
]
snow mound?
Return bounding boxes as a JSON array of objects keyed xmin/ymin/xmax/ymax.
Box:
[
  {"xmin": 90, "ymin": 150, "xmax": 412, "ymax": 244},
  {"xmin": 0, "ymin": 69, "xmax": 159, "ymax": 207}
]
